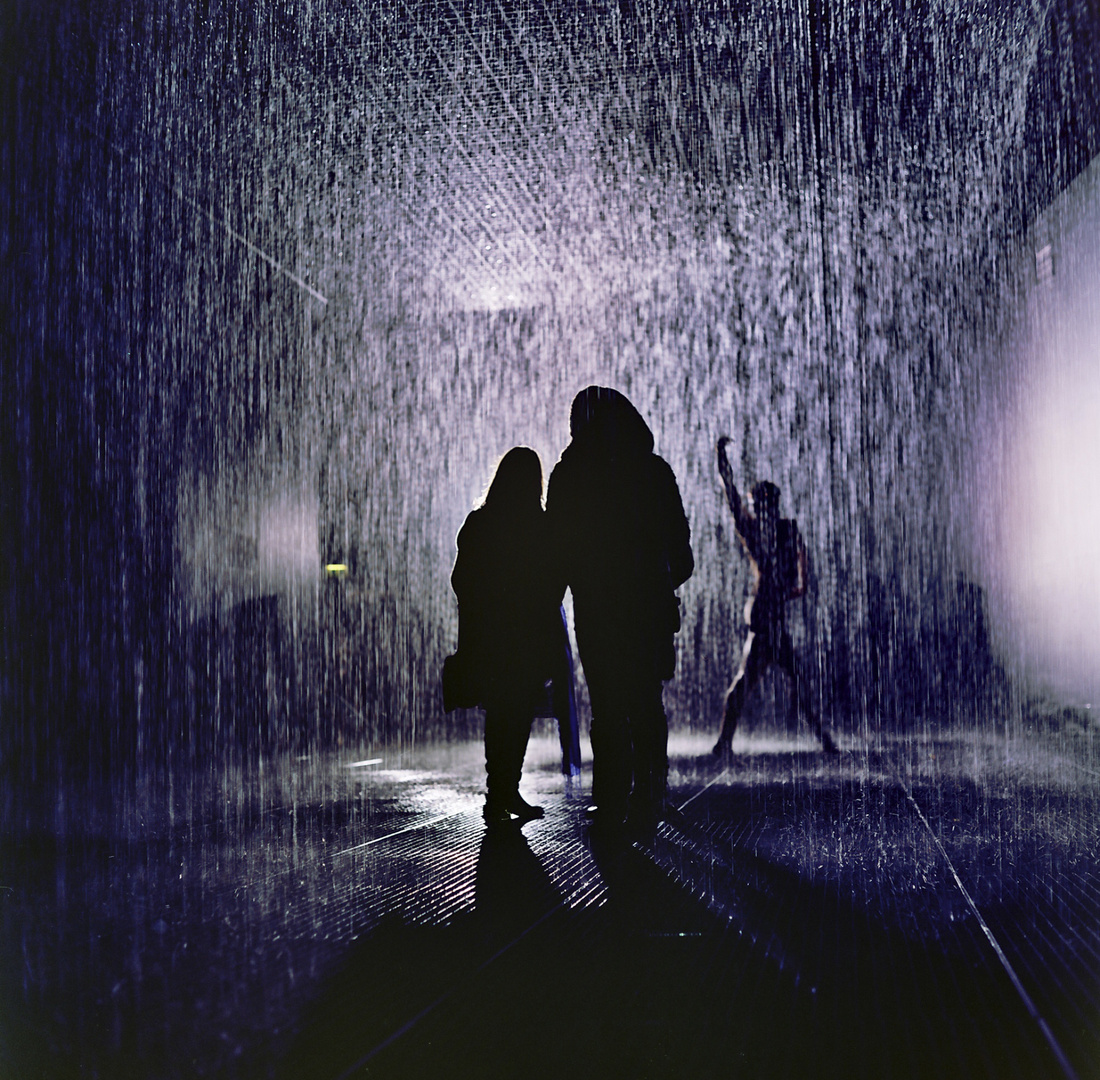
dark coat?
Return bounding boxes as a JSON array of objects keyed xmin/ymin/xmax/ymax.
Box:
[
  {"xmin": 450, "ymin": 504, "xmax": 565, "ymax": 707},
  {"xmin": 546, "ymin": 388, "xmax": 693, "ymax": 681}
]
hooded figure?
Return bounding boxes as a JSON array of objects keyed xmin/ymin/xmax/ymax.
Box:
[{"xmin": 547, "ymin": 387, "xmax": 693, "ymax": 831}]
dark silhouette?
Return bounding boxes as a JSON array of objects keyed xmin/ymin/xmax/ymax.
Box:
[
  {"xmin": 474, "ymin": 826, "xmax": 563, "ymax": 944},
  {"xmin": 547, "ymin": 387, "xmax": 694, "ymax": 832},
  {"xmin": 711, "ymin": 436, "xmax": 838, "ymax": 756},
  {"xmin": 447, "ymin": 447, "xmax": 571, "ymax": 827},
  {"xmin": 536, "ymin": 605, "xmax": 583, "ymax": 781}
]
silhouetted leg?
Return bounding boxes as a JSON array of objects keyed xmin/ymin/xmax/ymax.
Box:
[
  {"xmin": 712, "ymin": 632, "xmax": 767, "ymax": 755},
  {"xmin": 552, "ymin": 616, "xmax": 582, "ymax": 777},
  {"xmin": 628, "ymin": 678, "xmax": 669, "ymax": 824},
  {"xmin": 484, "ymin": 694, "xmax": 535, "ymax": 824},
  {"xmin": 584, "ymin": 663, "xmax": 633, "ymax": 826},
  {"xmin": 589, "ymin": 711, "xmax": 632, "ymax": 825},
  {"xmin": 714, "ymin": 676, "xmax": 748, "ymax": 753},
  {"xmin": 777, "ymin": 635, "xmax": 838, "ymax": 753}
]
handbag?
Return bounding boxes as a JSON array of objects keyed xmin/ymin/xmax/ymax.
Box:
[{"xmin": 441, "ymin": 650, "xmax": 481, "ymax": 712}]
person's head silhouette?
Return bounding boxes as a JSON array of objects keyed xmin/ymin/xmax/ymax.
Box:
[
  {"xmin": 568, "ymin": 386, "xmax": 653, "ymax": 454},
  {"xmin": 484, "ymin": 446, "xmax": 543, "ymax": 515},
  {"xmin": 751, "ymin": 480, "xmax": 781, "ymax": 526}
]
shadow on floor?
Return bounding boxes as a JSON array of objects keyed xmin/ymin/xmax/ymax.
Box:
[{"xmin": 280, "ymin": 773, "xmax": 1079, "ymax": 1080}]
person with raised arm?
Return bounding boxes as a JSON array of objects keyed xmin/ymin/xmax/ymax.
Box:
[{"xmin": 712, "ymin": 436, "xmax": 838, "ymax": 757}]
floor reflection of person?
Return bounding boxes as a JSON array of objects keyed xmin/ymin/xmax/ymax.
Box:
[
  {"xmin": 711, "ymin": 436, "xmax": 838, "ymax": 757},
  {"xmin": 450, "ymin": 447, "xmax": 569, "ymax": 828},
  {"xmin": 547, "ymin": 387, "xmax": 694, "ymax": 833}
]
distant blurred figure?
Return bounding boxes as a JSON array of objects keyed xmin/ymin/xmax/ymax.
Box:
[
  {"xmin": 547, "ymin": 387, "xmax": 694, "ymax": 832},
  {"xmin": 445, "ymin": 447, "xmax": 572, "ymax": 828},
  {"xmin": 712, "ymin": 436, "xmax": 838, "ymax": 757},
  {"xmin": 535, "ymin": 608, "xmax": 583, "ymax": 783}
]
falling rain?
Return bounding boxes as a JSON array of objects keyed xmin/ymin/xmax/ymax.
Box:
[{"xmin": 2, "ymin": 1, "xmax": 1100, "ymax": 1077}]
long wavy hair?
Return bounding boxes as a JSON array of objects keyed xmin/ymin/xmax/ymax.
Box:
[{"xmin": 482, "ymin": 446, "xmax": 543, "ymax": 515}]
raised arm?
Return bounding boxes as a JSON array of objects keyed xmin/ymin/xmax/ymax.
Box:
[{"xmin": 717, "ymin": 436, "xmax": 750, "ymax": 535}]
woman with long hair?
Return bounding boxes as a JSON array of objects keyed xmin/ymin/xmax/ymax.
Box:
[{"xmin": 449, "ymin": 447, "xmax": 567, "ymax": 827}]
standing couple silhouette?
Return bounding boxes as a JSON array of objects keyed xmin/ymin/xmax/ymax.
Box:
[{"xmin": 446, "ymin": 386, "xmax": 694, "ymax": 835}]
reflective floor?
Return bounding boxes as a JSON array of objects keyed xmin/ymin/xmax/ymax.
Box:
[{"xmin": 3, "ymin": 725, "xmax": 1100, "ymax": 1079}]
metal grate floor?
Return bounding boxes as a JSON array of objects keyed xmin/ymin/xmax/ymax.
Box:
[{"xmin": 3, "ymin": 729, "xmax": 1099, "ymax": 1079}]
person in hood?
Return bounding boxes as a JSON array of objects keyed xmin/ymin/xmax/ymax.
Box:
[{"xmin": 547, "ymin": 387, "xmax": 693, "ymax": 832}]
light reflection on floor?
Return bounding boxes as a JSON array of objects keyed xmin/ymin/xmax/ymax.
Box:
[{"xmin": 2, "ymin": 725, "xmax": 1099, "ymax": 1079}]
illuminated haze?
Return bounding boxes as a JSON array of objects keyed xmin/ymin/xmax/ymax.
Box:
[{"xmin": 4, "ymin": 0, "xmax": 1100, "ymax": 767}]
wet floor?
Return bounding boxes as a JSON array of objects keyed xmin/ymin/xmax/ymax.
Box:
[{"xmin": 3, "ymin": 726, "xmax": 1099, "ymax": 1079}]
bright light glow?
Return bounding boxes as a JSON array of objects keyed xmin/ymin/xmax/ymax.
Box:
[
  {"xmin": 1002, "ymin": 316, "xmax": 1100, "ymax": 698},
  {"xmin": 472, "ymin": 281, "xmax": 523, "ymax": 312},
  {"xmin": 258, "ymin": 495, "xmax": 319, "ymax": 578},
  {"xmin": 176, "ymin": 472, "xmax": 319, "ymax": 615},
  {"xmin": 325, "ymin": 563, "xmax": 349, "ymax": 575},
  {"xmin": 346, "ymin": 758, "xmax": 383, "ymax": 768}
]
